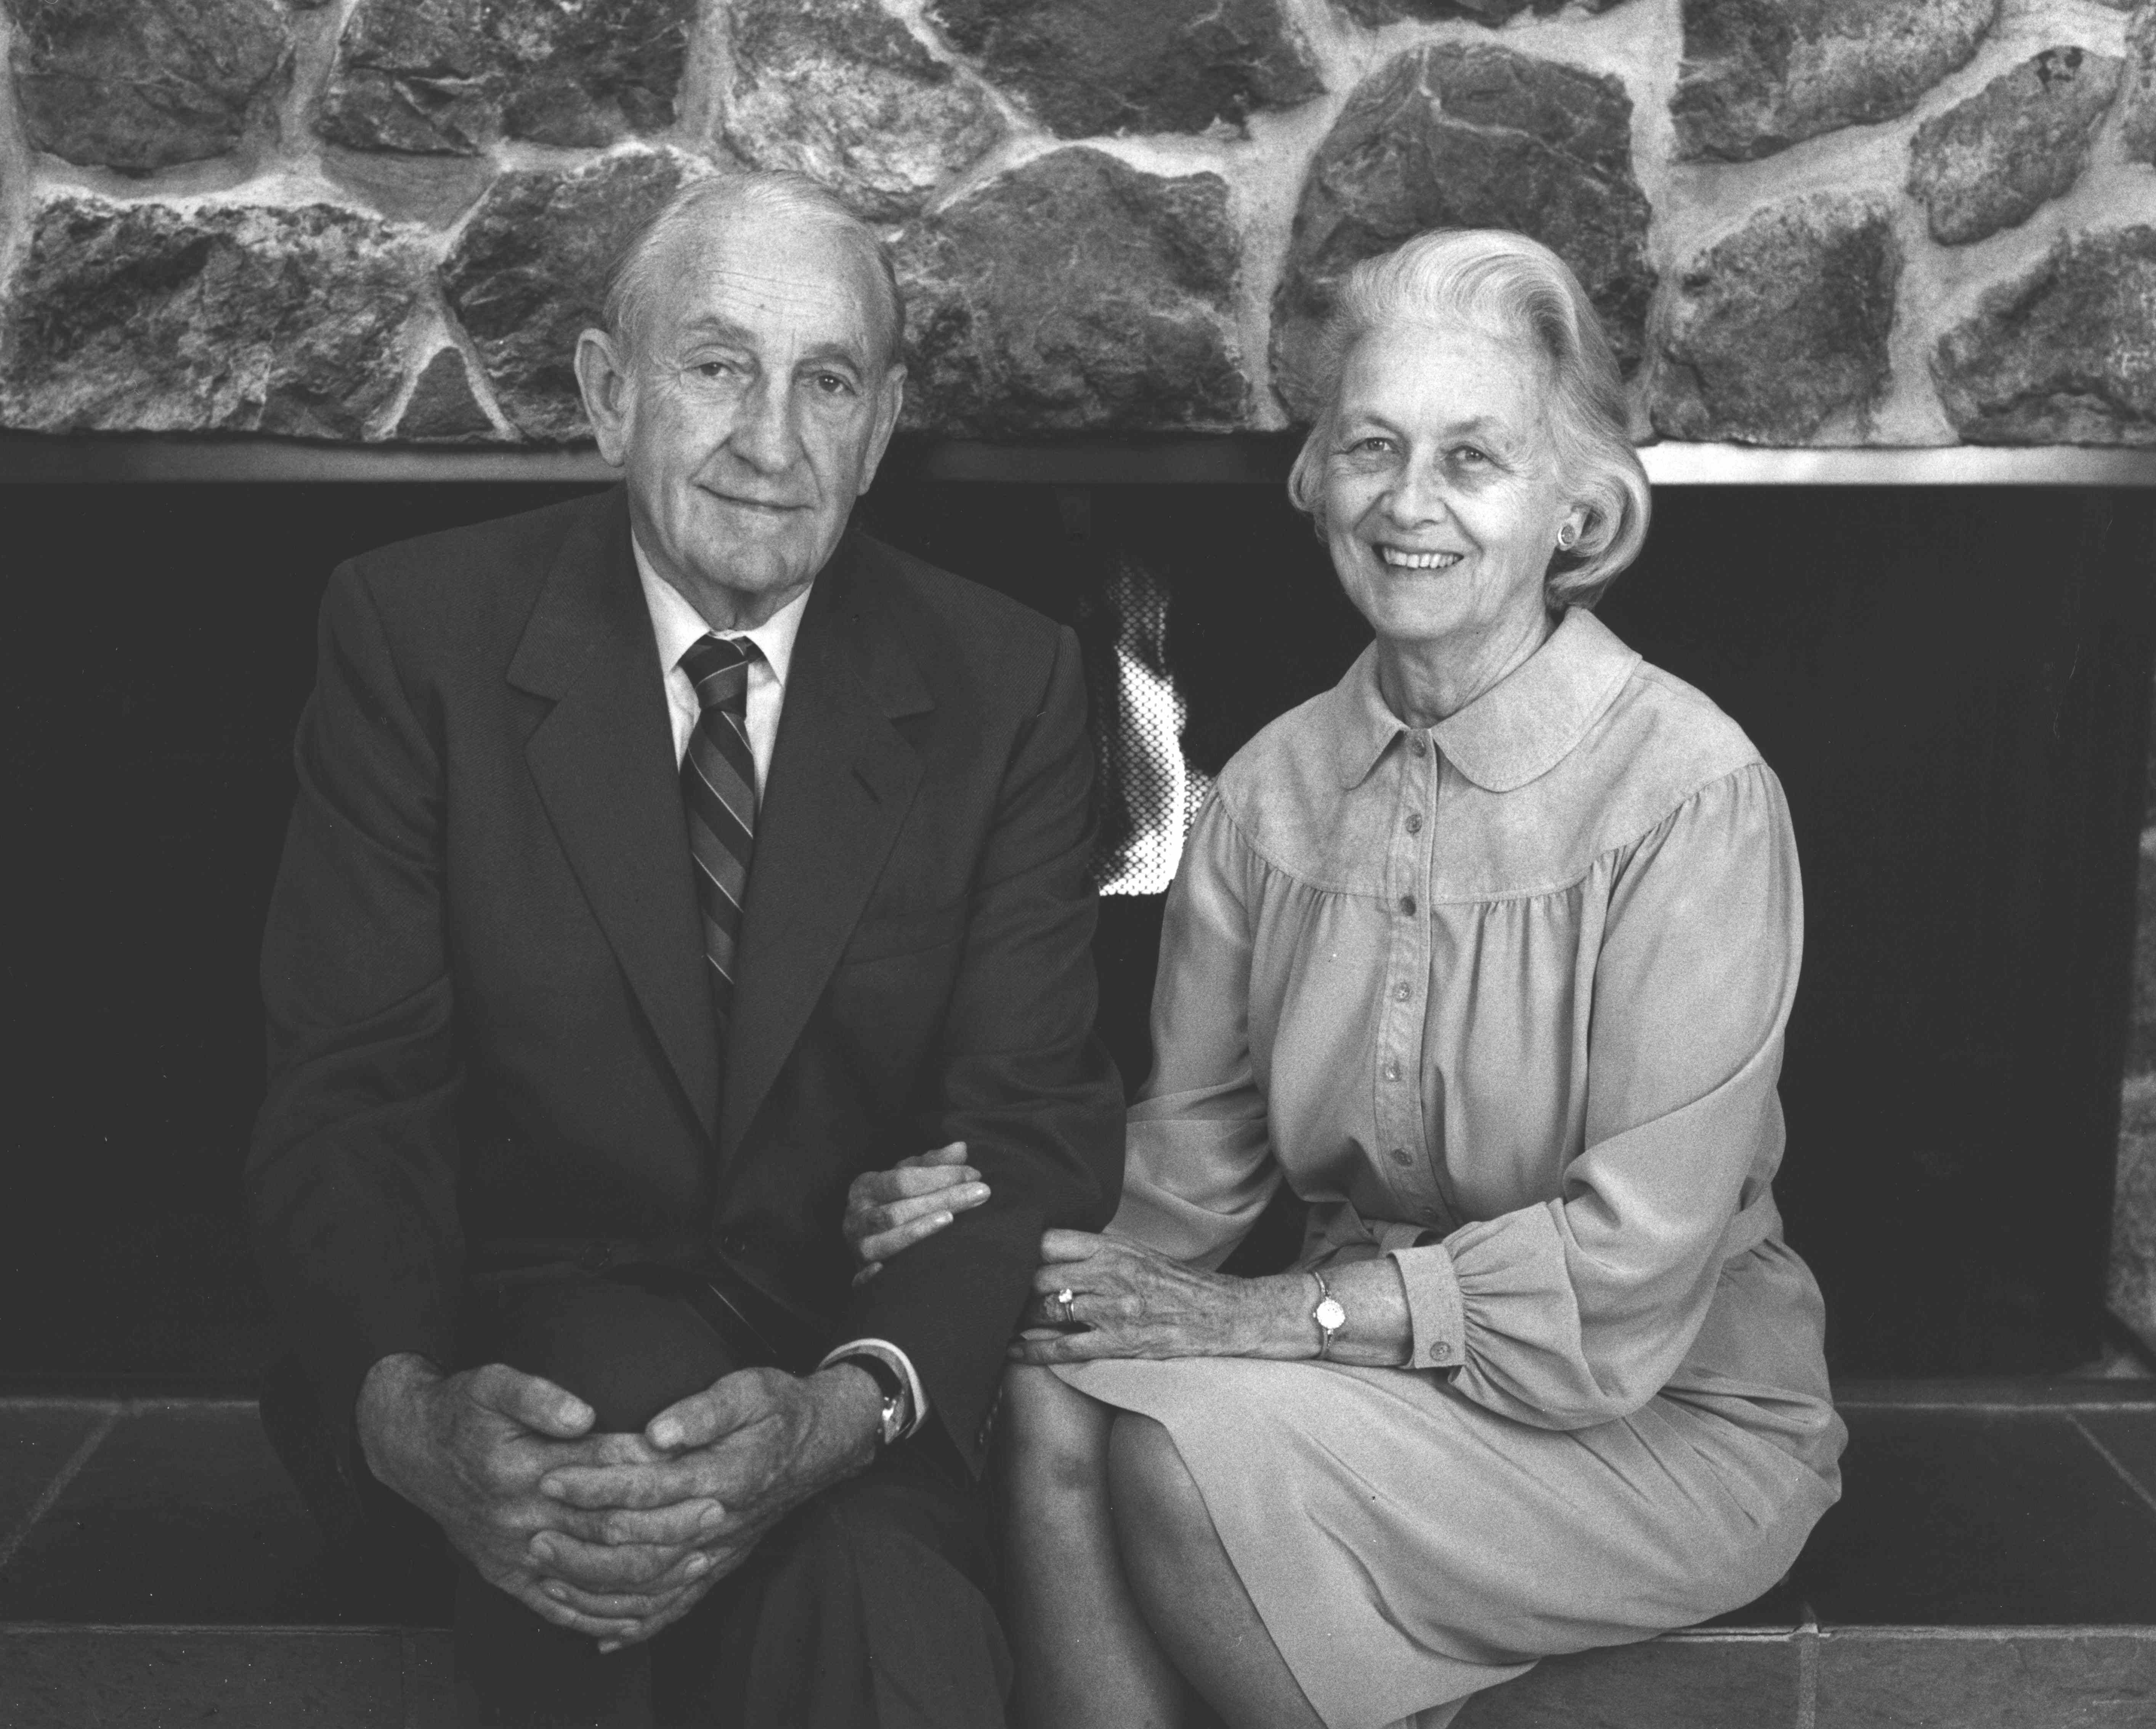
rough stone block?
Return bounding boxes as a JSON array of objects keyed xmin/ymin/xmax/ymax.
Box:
[
  {"xmin": 316, "ymin": 0, "xmax": 491, "ymax": 157},
  {"xmin": 723, "ymin": 0, "xmax": 1002, "ymax": 222},
  {"xmin": 895, "ymin": 147, "xmax": 1247, "ymax": 435},
  {"xmin": 1907, "ymin": 47, "xmax": 2121, "ymax": 246},
  {"xmin": 317, "ymin": 0, "xmax": 690, "ymax": 154},
  {"xmin": 440, "ymin": 151, "xmax": 703, "ymax": 440},
  {"xmin": 1330, "ymin": 0, "xmax": 1626, "ymax": 23},
  {"xmin": 1270, "ymin": 42, "xmax": 1654, "ymax": 420},
  {"xmin": 396, "ymin": 347, "xmax": 497, "ymax": 441},
  {"xmin": 2124, "ymin": 5, "xmax": 2156, "ymax": 167},
  {"xmin": 927, "ymin": 0, "xmax": 1321, "ymax": 139},
  {"xmin": 1932, "ymin": 226, "xmax": 2156, "ymax": 446},
  {"xmin": 1671, "ymin": 0, "xmax": 1999, "ymax": 163},
  {"xmin": 6, "ymin": 0, "xmax": 292, "ymax": 173},
  {"xmin": 1651, "ymin": 193, "xmax": 1900, "ymax": 444},
  {"xmin": 0, "ymin": 197, "xmax": 427, "ymax": 440},
  {"xmin": 489, "ymin": 0, "xmax": 692, "ymax": 147}
]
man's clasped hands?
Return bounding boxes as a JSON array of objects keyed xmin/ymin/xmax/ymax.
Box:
[
  {"xmin": 353, "ymin": 1139, "xmax": 988, "ymax": 1652},
  {"xmin": 357, "ymin": 1347, "xmax": 883, "ymax": 1652}
]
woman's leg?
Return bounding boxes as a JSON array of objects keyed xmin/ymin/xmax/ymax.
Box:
[
  {"xmin": 1000, "ymin": 1367, "xmax": 1189, "ymax": 1729},
  {"xmin": 1107, "ymin": 1413, "xmax": 1325, "ymax": 1729}
]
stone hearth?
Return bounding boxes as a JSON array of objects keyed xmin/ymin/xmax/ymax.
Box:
[{"xmin": 0, "ymin": 0, "xmax": 2152, "ymax": 447}]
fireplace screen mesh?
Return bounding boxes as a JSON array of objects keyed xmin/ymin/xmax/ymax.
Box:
[{"xmin": 1089, "ymin": 555, "xmax": 1214, "ymax": 896}]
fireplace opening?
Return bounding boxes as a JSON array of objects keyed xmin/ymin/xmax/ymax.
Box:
[{"xmin": 4, "ymin": 476, "xmax": 2150, "ymax": 1384}]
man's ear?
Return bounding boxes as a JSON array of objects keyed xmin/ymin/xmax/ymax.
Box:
[
  {"xmin": 574, "ymin": 328, "xmax": 635, "ymax": 468},
  {"xmin": 857, "ymin": 364, "xmax": 907, "ymax": 496}
]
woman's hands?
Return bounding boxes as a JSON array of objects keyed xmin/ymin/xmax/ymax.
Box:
[
  {"xmin": 1006, "ymin": 1232, "xmax": 1315, "ymax": 1365},
  {"xmin": 842, "ymin": 1141, "xmax": 989, "ymax": 1284},
  {"xmin": 843, "ymin": 1154, "xmax": 1417, "ymax": 1370}
]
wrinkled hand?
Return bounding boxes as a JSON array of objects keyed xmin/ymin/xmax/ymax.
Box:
[
  {"xmin": 842, "ymin": 1140, "xmax": 990, "ymax": 1284},
  {"xmin": 1006, "ymin": 1231, "xmax": 1310, "ymax": 1366},
  {"xmin": 357, "ymin": 1355, "xmax": 693, "ymax": 1646},
  {"xmin": 530, "ymin": 1363, "xmax": 883, "ymax": 1648}
]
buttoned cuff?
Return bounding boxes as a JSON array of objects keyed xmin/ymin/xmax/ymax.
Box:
[
  {"xmin": 818, "ymin": 1338, "xmax": 930, "ymax": 1440},
  {"xmin": 1386, "ymin": 1242, "xmax": 1466, "ymax": 1373}
]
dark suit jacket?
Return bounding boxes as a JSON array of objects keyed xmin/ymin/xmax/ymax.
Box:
[{"xmin": 247, "ymin": 487, "xmax": 1123, "ymax": 1474}]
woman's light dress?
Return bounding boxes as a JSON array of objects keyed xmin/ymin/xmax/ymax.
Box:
[{"xmin": 1056, "ymin": 608, "xmax": 1845, "ymax": 1729}]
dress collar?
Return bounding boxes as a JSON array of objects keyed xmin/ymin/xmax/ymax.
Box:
[{"xmin": 1331, "ymin": 607, "xmax": 1642, "ymax": 794}]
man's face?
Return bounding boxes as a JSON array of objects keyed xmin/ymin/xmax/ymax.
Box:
[{"xmin": 581, "ymin": 206, "xmax": 905, "ymax": 628}]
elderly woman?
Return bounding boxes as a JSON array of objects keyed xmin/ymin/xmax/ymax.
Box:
[{"xmin": 847, "ymin": 229, "xmax": 1844, "ymax": 1729}]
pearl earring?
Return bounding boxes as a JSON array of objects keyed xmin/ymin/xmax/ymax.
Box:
[{"xmin": 1556, "ymin": 524, "xmax": 1578, "ymax": 550}]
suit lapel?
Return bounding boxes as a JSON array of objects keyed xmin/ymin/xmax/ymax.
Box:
[
  {"xmin": 721, "ymin": 536, "xmax": 933, "ymax": 1161},
  {"xmin": 510, "ymin": 489, "xmax": 722, "ymax": 1142}
]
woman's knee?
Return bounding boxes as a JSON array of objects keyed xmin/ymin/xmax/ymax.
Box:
[
  {"xmin": 1000, "ymin": 1365, "xmax": 1113, "ymax": 1497},
  {"xmin": 1105, "ymin": 1413, "xmax": 1214, "ymax": 1560}
]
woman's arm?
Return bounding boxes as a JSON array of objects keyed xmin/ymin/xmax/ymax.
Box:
[
  {"xmin": 843, "ymin": 1143, "xmax": 988, "ymax": 1283},
  {"xmin": 1386, "ymin": 761, "xmax": 1804, "ymax": 1427},
  {"xmin": 845, "ymin": 797, "xmax": 1280, "ymax": 1273},
  {"xmin": 1006, "ymin": 1233, "xmax": 1413, "ymax": 1368}
]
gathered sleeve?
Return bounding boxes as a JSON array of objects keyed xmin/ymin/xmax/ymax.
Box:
[
  {"xmin": 1388, "ymin": 763, "xmax": 1801, "ymax": 1429},
  {"xmin": 1106, "ymin": 797, "xmax": 1282, "ymax": 1268}
]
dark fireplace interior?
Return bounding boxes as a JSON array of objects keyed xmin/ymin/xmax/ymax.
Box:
[{"xmin": 6, "ymin": 476, "xmax": 2151, "ymax": 1387}]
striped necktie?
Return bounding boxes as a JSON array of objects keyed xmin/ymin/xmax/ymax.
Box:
[{"xmin": 678, "ymin": 634, "xmax": 762, "ymax": 1037}]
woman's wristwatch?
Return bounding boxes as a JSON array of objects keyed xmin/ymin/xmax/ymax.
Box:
[{"xmin": 1309, "ymin": 1270, "xmax": 1346, "ymax": 1360}]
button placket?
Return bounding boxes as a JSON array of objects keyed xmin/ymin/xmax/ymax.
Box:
[{"xmin": 1377, "ymin": 731, "xmax": 1434, "ymax": 1202}]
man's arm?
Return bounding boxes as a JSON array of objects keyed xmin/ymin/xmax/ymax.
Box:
[
  {"xmin": 845, "ymin": 623, "xmax": 1126, "ymax": 1471},
  {"xmin": 247, "ymin": 563, "xmax": 467, "ymax": 1456},
  {"xmin": 249, "ymin": 569, "xmax": 717, "ymax": 1639},
  {"xmin": 492, "ymin": 621, "xmax": 1120, "ymax": 1630}
]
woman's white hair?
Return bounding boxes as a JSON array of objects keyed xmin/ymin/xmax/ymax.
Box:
[
  {"xmin": 602, "ymin": 170, "xmax": 905, "ymax": 367},
  {"xmin": 1285, "ymin": 229, "xmax": 1650, "ymax": 609}
]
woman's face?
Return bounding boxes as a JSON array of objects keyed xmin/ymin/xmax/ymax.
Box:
[{"xmin": 1320, "ymin": 320, "xmax": 1579, "ymax": 656}]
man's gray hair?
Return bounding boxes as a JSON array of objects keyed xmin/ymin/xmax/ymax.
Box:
[
  {"xmin": 1286, "ymin": 229, "xmax": 1650, "ymax": 609},
  {"xmin": 602, "ymin": 171, "xmax": 906, "ymax": 368}
]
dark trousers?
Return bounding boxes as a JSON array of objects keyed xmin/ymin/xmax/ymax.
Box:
[{"xmin": 267, "ymin": 1274, "xmax": 1010, "ymax": 1729}]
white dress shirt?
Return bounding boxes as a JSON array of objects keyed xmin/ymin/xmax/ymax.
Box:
[
  {"xmin": 634, "ymin": 538, "xmax": 808, "ymax": 797},
  {"xmin": 632, "ymin": 537, "xmax": 929, "ymax": 1438}
]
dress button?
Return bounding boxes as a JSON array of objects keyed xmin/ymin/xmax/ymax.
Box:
[
  {"xmin": 1393, "ymin": 982, "xmax": 1412, "ymax": 1002},
  {"xmin": 1389, "ymin": 1147, "xmax": 1413, "ymax": 1166},
  {"xmin": 1384, "ymin": 1062, "xmax": 1400, "ymax": 1081},
  {"xmin": 1429, "ymin": 1341, "xmax": 1453, "ymax": 1363},
  {"xmin": 1407, "ymin": 735, "xmax": 1426, "ymax": 755},
  {"xmin": 1405, "ymin": 812, "xmax": 1423, "ymax": 834},
  {"xmin": 1399, "ymin": 895, "xmax": 1417, "ymax": 916}
]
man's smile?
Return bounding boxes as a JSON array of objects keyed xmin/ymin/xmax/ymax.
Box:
[{"xmin": 701, "ymin": 485, "xmax": 812, "ymax": 515}]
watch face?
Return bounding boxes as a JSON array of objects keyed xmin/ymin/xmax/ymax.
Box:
[{"xmin": 1315, "ymin": 1297, "xmax": 1347, "ymax": 1331}]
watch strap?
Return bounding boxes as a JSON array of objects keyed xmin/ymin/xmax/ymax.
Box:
[
  {"xmin": 1309, "ymin": 1270, "xmax": 1346, "ymax": 1360},
  {"xmin": 830, "ymin": 1350, "xmax": 909, "ymax": 1445}
]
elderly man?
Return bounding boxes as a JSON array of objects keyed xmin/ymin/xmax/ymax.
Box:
[{"xmin": 247, "ymin": 171, "xmax": 1123, "ymax": 1727}]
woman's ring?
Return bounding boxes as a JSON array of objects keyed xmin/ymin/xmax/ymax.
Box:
[{"xmin": 1053, "ymin": 1287, "xmax": 1077, "ymax": 1324}]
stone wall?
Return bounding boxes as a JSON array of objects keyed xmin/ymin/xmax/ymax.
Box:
[{"xmin": 1, "ymin": 0, "xmax": 2154, "ymax": 445}]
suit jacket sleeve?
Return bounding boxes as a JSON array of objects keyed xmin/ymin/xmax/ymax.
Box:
[
  {"xmin": 246, "ymin": 562, "xmax": 465, "ymax": 1450},
  {"xmin": 843, "ymin": 624, "xmax": 1124, "ymax": 1471}
]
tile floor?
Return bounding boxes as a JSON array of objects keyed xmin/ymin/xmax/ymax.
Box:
[{"xmin": 1, "ymin": 1385, "xmax": 2153, "ymax": 1726}]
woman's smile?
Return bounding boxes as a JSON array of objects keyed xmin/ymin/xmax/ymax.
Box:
[{"xmin": 1375, "ymin": 544, "xmax": 1465, "ymax": 570}]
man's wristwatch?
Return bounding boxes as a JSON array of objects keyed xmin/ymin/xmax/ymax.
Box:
[
  {"xmin": 1309, "ymin": 1270, "xmax": 1346, "ymax": 1360},
  {"xmin": 833, "ymin": 1352, "xmax": 911, "ymax": 1447}
]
